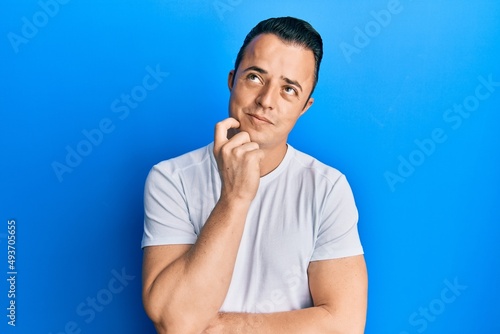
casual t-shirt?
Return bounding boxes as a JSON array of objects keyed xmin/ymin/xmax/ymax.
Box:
[{"xmin": 142, "ymin": 143, "xmax": 363, "ymax": 312}]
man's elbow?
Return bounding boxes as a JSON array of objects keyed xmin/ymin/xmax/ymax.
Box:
[
  {"xmin": 149, "ymin": 316, "xmax": 202, "ymax": 334},
  {"xmin": 143, "ymin": 290, "xmax": 169, "ymax": 333},
  {"xmin": 143, "ymin": 304, "xmax": 201, "ymax": 334},
  {"xmin": 143, "ymin": 290, "xmax": 209, "ymax": 334}
]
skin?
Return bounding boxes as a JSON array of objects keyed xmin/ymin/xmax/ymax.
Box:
[
  {"xmin": 226, "ymin": 33, "xmax": 315, "ymax": 176},
  {"xmin": 142, "ymin": 33, "xmax": 367, "ymax": 334}
]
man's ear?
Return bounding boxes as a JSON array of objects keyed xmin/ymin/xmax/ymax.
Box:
[
  {"xmin": 228, "ymin": 70, "xmax": 235, "ymax": 91},
  {"xmin": 300, "ymin": 97, "xmax": 314, "ymax": 116}
]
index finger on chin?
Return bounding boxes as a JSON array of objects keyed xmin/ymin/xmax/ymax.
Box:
[{"xmin": 214, "ymin": 117, "xmax": 240, "ymax": 151}]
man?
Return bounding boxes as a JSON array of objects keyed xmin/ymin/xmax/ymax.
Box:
[{"xmin": 142, "ymin": 17, "xmax": 367, "ymax": 334}]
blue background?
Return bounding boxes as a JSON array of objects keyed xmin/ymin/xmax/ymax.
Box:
[{"xmin": 2, "ymin": 0, "xmax": 499, "ymax": 333}]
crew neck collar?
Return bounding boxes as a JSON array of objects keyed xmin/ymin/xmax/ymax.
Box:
[{"xmin": 208, "ymin": 142, "xmax": 294, "ymax": 186}]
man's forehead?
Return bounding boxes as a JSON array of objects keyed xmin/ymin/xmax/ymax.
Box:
[{"xmin": 241, "ymin": 34, "xmax": 315, "ymax": 84}]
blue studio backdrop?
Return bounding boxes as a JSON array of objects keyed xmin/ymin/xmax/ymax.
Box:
[{"xmin": 1, "ymin": 1, "xmax": 499, "ymax": 333}]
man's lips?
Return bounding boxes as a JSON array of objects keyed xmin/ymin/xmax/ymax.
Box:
[{"xmin": 248, "ymin": 113, "xmax": 273, "ymax": 124}]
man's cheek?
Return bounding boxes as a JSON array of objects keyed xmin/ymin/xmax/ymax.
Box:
[{"xmin": 228, "ymin": 100, "xmax": 238, "ymax": 118}]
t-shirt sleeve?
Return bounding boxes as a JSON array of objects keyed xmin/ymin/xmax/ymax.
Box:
[
  {"xmin": 141, "ymin": 164, "xmax": 198, "ymax": 248},
  {"xmin": 310, "ymin": 174, "xmax": 363, "ymax": 261}
]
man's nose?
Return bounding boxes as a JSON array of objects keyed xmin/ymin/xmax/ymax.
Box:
[{"xmin": 255, "ymin": 83, "xmax": 278, "ymax": 110}]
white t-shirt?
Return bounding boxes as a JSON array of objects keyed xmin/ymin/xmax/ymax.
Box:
[{"xmin": 142, "ymin": 143, "xmax": 363, "ymax": 313}]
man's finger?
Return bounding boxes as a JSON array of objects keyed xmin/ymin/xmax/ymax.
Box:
[
  {"xmin": 226, "ymin": 131, "xmax": 251, "ymax": 147},
  {"xmin": 214, "ymin": 117, "xmax": 240, "ymax": 151}
]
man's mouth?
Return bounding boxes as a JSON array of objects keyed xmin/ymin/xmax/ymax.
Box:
[{"xmin": 248, "ymin": 113, "xmax": 273, "ymax": 125}]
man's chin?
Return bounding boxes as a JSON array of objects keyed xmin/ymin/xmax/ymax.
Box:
[
  {"xmin": 236, "ymin": 118, "xmax": 268, "ymax": 144},
  {"xmin": 239, "ymin": 125, "xmax": 257, "ymax": 139},
  {"xmin": 245, "ymin": 131, "xmax": 268, "ymax": 147}
]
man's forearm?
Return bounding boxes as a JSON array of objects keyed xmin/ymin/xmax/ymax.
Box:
[
  {"xmin": 204, "ymin": 306, "xmax": 363, "ymax": 334},
  {"xmin": 145, "ymin": 198, "xmax": 251, "ymax": 334}
]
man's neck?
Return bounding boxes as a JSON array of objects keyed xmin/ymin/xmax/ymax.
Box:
[{"xmin": 259, "ymin": 143, "xmax": 288, "ymax": 177}]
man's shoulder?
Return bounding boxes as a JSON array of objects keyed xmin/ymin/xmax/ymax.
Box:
[
  {"xmin": 288, "ymin": 145, "xmax": 344, "ymax": 184},
  {"xmin": 152, "ymin": 143, "xmax": 214, "ymax": 176}
]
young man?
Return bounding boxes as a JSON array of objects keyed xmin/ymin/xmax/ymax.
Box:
[{"xmin": 142, "ymin": 17, "xmax": 367, "ymax": 334}]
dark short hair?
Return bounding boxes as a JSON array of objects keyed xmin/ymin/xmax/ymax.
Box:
[{"xmin": 233, "ymin": 16, "xmax": 323, "ymax": 98}]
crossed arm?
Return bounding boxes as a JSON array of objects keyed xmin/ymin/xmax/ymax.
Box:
[
  {"xmin": 201, "ymin": 254, "xmax": 367, "ymax": 334},
  {"xmin": 144, "ymin": 237, "xmax": 367, "ymax": 334},
  {"xmin": 142, "ymin": 118, "xmax": 367, "ymax": 333},
  {"xmin": 143, "ymin": 240, "xmax": 367, "ymax": 334}
]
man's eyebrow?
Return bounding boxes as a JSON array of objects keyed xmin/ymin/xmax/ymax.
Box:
[
  {"xmin": 281, "ymin": 76, "xmax": 303, "ymax": 92},
  {"xmin": 242, "ymin": 66, "xmax": 268, "ymax": 74}
]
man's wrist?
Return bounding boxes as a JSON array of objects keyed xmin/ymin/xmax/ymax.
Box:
[{"xmin": 217, "ymin": 193, "xmax": 253, "ymax": 213}]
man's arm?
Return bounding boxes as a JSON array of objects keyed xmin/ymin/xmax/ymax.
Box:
[
  {"xmin": 204, "ymin": 254, "xmax": 368, "ymax": 334},
  {"xmin": 142, "ymin": 118, "xmax": 264, "ymax": 334},
  {"xmin": 142, "ymin": 200, "xmax": 249, "ymax": 334}
]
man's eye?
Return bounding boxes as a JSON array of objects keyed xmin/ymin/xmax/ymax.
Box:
[
  {"xmin": 284, "ymin": 86, "xmax": 297, "ymax": 95},
  {"xmin": 247, "ymin": 74, "xmax": 260, "ymax": 82}
]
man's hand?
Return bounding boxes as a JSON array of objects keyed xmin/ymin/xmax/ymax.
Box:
[{"xmin": 214, "ymin": 117, "xmax": 264, "ymax": 203}]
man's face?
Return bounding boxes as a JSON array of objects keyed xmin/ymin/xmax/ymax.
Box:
[{"xmin": 228, "ymin": 33, "xmax": 316, "ymax": 150}]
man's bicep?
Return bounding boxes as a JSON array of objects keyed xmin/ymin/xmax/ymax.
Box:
[{"xmin": 307, "ymin": 255, "xmax": 368, "ymax": 333}]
